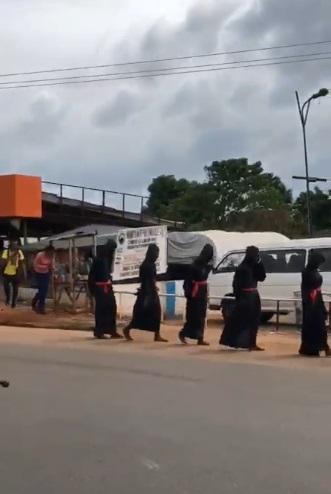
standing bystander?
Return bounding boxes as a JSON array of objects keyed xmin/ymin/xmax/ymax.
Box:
[
  {"xmin": 32, "ymin": 244, "xmax": 55, "ymax": 314},
  {"xmin": 1, "ymin": 240, "xmax": 25, "ymax": 308}
]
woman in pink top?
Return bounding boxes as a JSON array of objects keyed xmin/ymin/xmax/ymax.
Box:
[{"xmin": 32, "ymin": 244, "xmax": 55, "ymax": 314}]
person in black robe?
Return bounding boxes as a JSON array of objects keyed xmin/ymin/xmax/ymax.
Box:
[
  {"xmin": 179, "ymin": 244, "xmax": 214, "ymax": 346},
  {"xmin": 220, "ymin": 246, "xmax": 266, "ymax": 351},
  {"xmin": 299, "ymin": 251, "xmax": 330, "ymax": 357},
  {"xmin": 123, "ymin": 244, "xmax": 168, "ymax": 342},
  {"xmin": 88, "ymin": 240, "xmax": 122, "ymax": 340}
]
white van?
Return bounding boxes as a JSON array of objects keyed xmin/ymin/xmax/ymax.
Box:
[{"xmin": 209, "ymin": 238, "xmax": 331, "ymax": 322}]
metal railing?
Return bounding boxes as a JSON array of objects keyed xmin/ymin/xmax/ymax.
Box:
[
  {"xmin": 113, "ymin": 290, "xmax": 331, "ymax": 332},
  {"xmin": 42, "ymin": 180, "xmax": 148, "ymax": 220}
]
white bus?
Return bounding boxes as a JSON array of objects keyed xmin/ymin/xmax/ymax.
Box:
[{"xmin": 208, "ymin": 238, "xmax": 331, "ymax": 322}]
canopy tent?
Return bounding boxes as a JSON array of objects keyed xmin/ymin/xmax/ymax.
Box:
[
  {"xmin": 167, "ymin": 230, "xmax": 289, "ymax": 266},
  {"xmin": 24, "ymin": 224, "xmax": 123, "ymax": 251}
]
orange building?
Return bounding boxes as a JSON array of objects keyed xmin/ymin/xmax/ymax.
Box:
[{"xmin": 0, "ymin": 174, "xmax": 42, "ymax": 219}]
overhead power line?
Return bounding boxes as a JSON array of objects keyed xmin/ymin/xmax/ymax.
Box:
[
  {"xmin": 1, "ymin": 54, "xmax": 331, "ymax": 90},
  {"xmin": 1, "ymin": 39, "xmax": 331, "ymax": 78},
  {"xmin": 0, "ymin": 50, "xmax": 330, "ymax": 87}
]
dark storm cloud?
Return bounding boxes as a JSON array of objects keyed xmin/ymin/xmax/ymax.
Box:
[
  {"xmin": 138, "ymin": 1, "xmax": 235, "ymax": 59},
  {"xmin": 234, "ymin": 0, "xmax": 331, "ymax": 42},
  {"xmin": 0, "ymin": 0, "xmax": 330, "ymax": 198},
  {"xmin": 93, "ymin": 90, "xmax": 145, "ymax": 127},
  {"xmin": 16, "ymin": 95, "xmax": 66, "ymax": 145},
  {"xmin": 230, "ymin": 0, "xmax": 331, "ymax": 105},
  {"xmin": 0, "ymin": 94, "xmax": 65, "ymax": 152}
]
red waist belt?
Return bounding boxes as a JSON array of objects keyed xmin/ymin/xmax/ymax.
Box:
[
  {"xmin": 96, "ymin": 281, "xmax": 112, "ymax": 294},
  {"xmin": 309, "ymin": 288, "xmax": 321, "ymax": 303},
  {"xmin": 242, "ymin": 288, "xmax": 257, "ymax": 292},
  {"xmin": 192, "ymin": 281, "xmax": 207, "ymax": 298}
]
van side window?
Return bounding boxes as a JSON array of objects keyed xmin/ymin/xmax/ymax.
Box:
[
  {"xmin": 310, "ymin": 249, "xmax": 331, "ymax": 272},
  {"xmin": 260, "ymin": 250, "xmax": 306, "ymax": 273},
  {"xmin": 216, "ymin": 252, "xmax": 245, "ymax": 273}
]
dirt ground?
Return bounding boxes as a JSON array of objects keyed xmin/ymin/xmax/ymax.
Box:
[
  {"xmin": 2, "ymin": 303, "xmax": 331, "ymax": 372},
  {"xmin": 3, "ymin": 299, "xmax": 331, "ymax": 372}
]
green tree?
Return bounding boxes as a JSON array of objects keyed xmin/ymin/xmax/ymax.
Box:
[
  {"xmin": 169, "ymin": 182, "xmax": 218, "ymax": 230},
  {"xmin": 294, "ymin": 187, "xmax": 331, "ymax": 233},
  {"xmin": 146, "ymin": 159, "xmax": 293, "ymax": 232},
  {"xmin": 146, "ymin": 175, "xmax": 192, "ymax": 219},
  {"xmin": 205, "ymin": 158, "xmax": 292, "ymax": 225}
]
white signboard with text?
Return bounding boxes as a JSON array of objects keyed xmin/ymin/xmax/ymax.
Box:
[{"xmin": 112, "ymin": 226, "xmax": 167, "ymax": 281}]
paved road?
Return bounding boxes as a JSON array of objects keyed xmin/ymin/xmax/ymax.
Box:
[{"xmin": 1, "ymin": 334, "xmax": 331, "ymax": 493}]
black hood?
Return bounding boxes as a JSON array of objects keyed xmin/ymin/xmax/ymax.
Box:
[
  {"xmin": 197, "ymin": 244, "xmax": 214, "ymax": 264},
  {"xmin": 244, "ymin": 245, "xmax": 260, "ymax": 264},
  {"xmin": 96, "ymin": 239, "xmax": 117, "ymax": 259},
  {"xmin": 145, "ymin": 243, "xmax": 159, "ymax": 263},
  {"xmin": 307, "ymin": 251, "xmax": 325, "ymax": 270}
]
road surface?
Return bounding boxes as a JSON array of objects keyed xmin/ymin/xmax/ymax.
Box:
[{"xmin": 1, "ymin": 326, "xmax": 331, "ymax": 493}]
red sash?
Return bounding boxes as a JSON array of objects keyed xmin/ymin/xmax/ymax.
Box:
[
  {"xmin": 309, "ymin": 288, "xmax": 321, "ymax": 303},
  {"xmin": 242, "ymin": 288, "xmax": 257, "ymax": 292},
  {"xmin": 191, "ymin": 281, "xmax": 207, "ymax": 298},
  {"xmin": 96, "ymin": 281, "xmax": 112, "ymax": 294}
]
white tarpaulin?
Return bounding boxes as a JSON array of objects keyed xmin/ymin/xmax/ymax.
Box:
[
  {"xmin": 167, "ymin": 230, "xmax": 289, "ymax": 266},
  {"xmin": 112, "ymin": 225, "xmax": 167, "ymax": 281}
]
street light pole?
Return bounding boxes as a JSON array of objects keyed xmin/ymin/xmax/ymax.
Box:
[
  {"xmin": 295, "ymin": 88, "xmax": 328, "ymax": 237},
  {"xmin": 295, "ymin": 91, "xmax": 312, "ymax": 236}
]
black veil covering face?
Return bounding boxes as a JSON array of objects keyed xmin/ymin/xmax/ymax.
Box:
[
  {"xmin": 123, "ymin": 243, "xmax": 167, "ymax": 342},
  {"xmin": 306, "ymin": 251, "xmax": 325, "ymax": 271},
  {"xmin": 88, "ymin": 239, "xmax": 120, "ymax": 339},
  {"xmin": 96, "ymin": 239, "xmax": 117, "ymax": 270},
  {"xmin": 196, "ymin": 244, "xmax": 214, "ymax": 265},
  {"xmin": 179, "ymin": 244, "xmax": 214, "ymax": 345},
  {"xmin": 244, "ymin": 246, "xmax": 260, "ymax": 264},
  {"xmin": 220, "ymin": 245, "xmax": 266, "ymax": 351},
  {"xmin": 144, "ymin": 244, "xmax": 159, "ymax": 263},
  {"xmin": 299, "ymin": 250, "xmax": 330, "ymax": 357}
]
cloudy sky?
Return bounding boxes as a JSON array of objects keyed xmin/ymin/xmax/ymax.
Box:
[{"xmin": 0, "ymin": 0, "xmax": 330, "ymax": 207}]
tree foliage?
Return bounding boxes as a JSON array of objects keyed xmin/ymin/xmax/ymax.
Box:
[
  {"xmin": 146, "ymin": 158, "xmax": 331, "ymax": 234},
  {"xmin": 146, "ymin": 158, "xmax": 296, "ymax": 232},
  {"xmin": 294, "ymin": 187, "xmax": 331, "ymax": 233},
  {"xmin": 146, "ymin": 175, "xmax": 191, "ymax": 219},
  {"xmin": 204, "ymin": 159, "xmax": 292, "ymax": 225}
]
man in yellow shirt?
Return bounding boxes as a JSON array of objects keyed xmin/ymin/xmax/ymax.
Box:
[{"xmin": 1, "ymin": 240, "xmax": 24, "ymax": 308}]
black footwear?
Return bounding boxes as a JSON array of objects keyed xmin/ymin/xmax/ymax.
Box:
[
  {"xmin": 111, "ymin": 332, "xmax": 123, "ymax": 339},
  {"xmin": 154, "ymin": 335, "xmax": 168, "ymax": 343},
  {"xmin": 123, "ymin": 327, "xmax": 134, "ymax": 341},
  {"xmin": 178, "ymin": 331, "xmax": 187, "ymax": 345},
  {"xmin": 250, "ymin": 345, "xmax": 265, "ymax": 352},
  {"xmin": 197, "ymin": 340, "xmax": 210, "ymax": 346}
]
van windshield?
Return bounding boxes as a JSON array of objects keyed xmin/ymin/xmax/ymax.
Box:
[
  {"xmin": 216, "ymin": 249, "xmax": 306, "ymax": 274},
  {"xmin": 309, "ymin": 248, "xmax": 331, "ymax": 272},
  {"xmin": 260, "ymin": 250, "xmax": 306, "ymax": 273}
]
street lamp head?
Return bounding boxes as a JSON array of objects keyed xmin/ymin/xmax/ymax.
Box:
[{"xmin": 312, "ymin": 88, "xmax": 329, "ymax": 99}]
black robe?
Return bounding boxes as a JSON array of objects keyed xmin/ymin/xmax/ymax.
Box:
[
  {"xmin": 299, "ymin": 268, "xmax": 328, "ymax": 356},
  {"xmin": 180, "ymin": 261, "xmax": 212, "ymax": 341},
  {"xmin": 220, "ymin": 260, "xmax": 266, "ymax": 349},
  {"xmin": 127, "ymin": 260, "xmax": 161, "ymax": 332},
  {"xmin": 88, "ymin": 257, "xmax": 117, "ymax": 338}
]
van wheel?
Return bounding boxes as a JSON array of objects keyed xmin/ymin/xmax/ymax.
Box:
[{"xmin": 260, "ymin": 312, "xmax": 274, "ymax": 324}]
